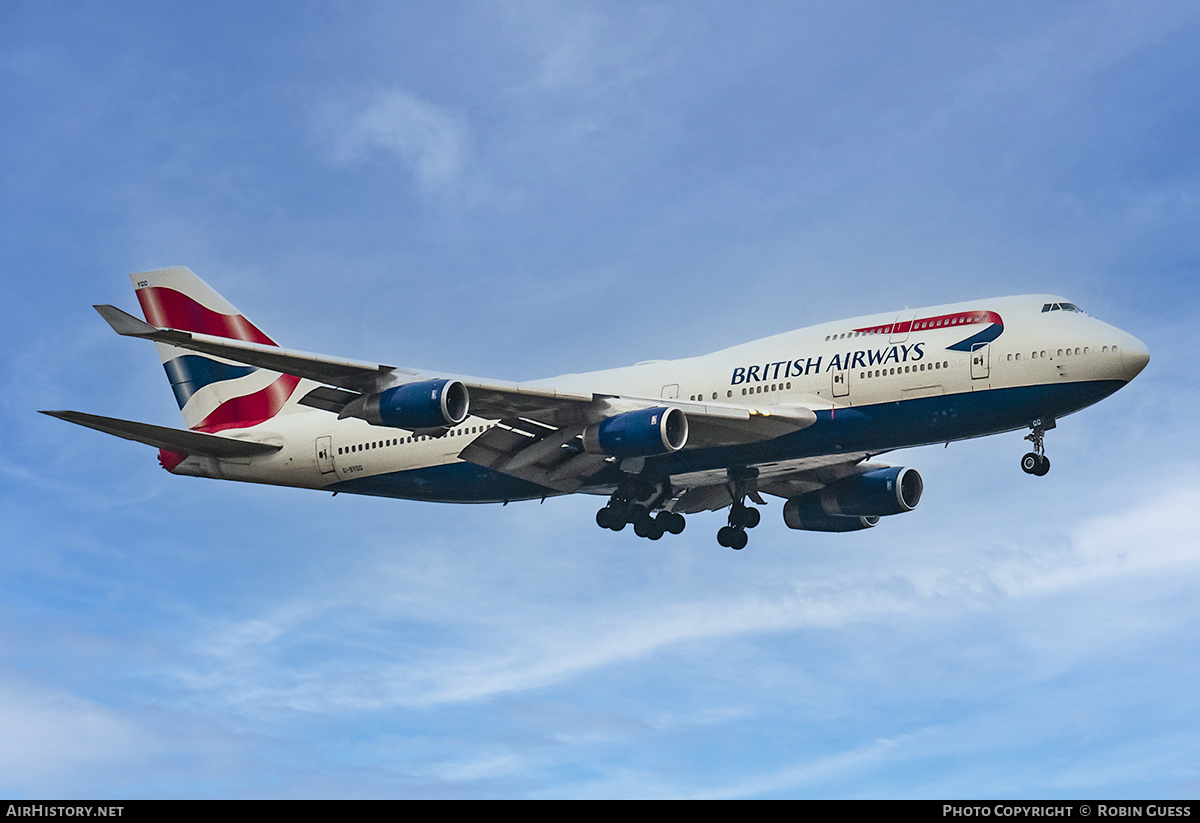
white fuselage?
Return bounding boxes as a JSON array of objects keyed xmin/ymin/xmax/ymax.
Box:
[{"xmin": 168, "ymin": 294, "xmax": 1148, "ymax": 503}]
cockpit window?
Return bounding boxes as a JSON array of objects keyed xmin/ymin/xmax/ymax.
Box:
[{"xmin": 1041, "ymin": 302, "xmax": 1085, "ymax": 314}]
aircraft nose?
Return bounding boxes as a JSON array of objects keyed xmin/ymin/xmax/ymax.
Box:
[{"xmin": 1120, "ymin": 333, "xmax": 1150, "ymax": 381}]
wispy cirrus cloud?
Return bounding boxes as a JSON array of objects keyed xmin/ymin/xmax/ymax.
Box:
[
  {"xmin": 322, "ymin": 88, "xmax": 468, "ymax": 192},
  {"xmin": 0, "ymin": 679, "xmax": 159, "ymax": 795},
  {"xmin": 158, "ymin": 473, "xmax": 1200, "ymax": 718}
]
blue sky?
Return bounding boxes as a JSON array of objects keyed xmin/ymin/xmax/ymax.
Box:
[{"xmin": 2, "ymin": 1, "xmax": 1199, "ymax": 798}]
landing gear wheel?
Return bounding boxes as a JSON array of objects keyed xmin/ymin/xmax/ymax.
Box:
[
  {"xmin": 743, "ymin": 507, "xmax": 761, "ymax": 529},
  {"xmin": 728, "ymin": 504, "xmax": 761, "ymax": 529},
  {"xmin": 717, "ymin": 526, "xmax": 748, "ymax": 550},
  {"xmin": 1021, "ymin": 452, "xmax": 1051, "ymax": 476},
  {"xmin": 596, "ymin": 505, "xmax": 627, "ymax": 531},
  {"xmin": 1022, "ymin": 419, "xmax": 1054, "ymax": 478},
  {"xmin": 631, "ymin": 505, "xmax": 654, "ymax": 537},
  {"xmin": 1021, "ymin": 452, "xmax": 1040, "ymax": 475},
  {"xmin": 657, "ymin": 511, "xmax": 686, "ymax": 535}
]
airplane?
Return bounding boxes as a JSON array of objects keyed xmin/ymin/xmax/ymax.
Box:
[{"xmin": 42, "ymin": 267, "xmax": 1150, "ymax": 550}]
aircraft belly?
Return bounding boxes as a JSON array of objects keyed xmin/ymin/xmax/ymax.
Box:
[{"xmin": 327, "ymin": 460, "xmax": 559, "ymax": 504}]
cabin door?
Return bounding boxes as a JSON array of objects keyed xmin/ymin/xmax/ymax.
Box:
[
  {"xmin": 971, "ymin": 343, "xmax": 990, "ymax": 379},
  {"xmin": 890, "ymin": 311, "xmax": 917, "ymax": 343},
  {"xmin": 316, "ymin": 436, "xmax": 335, "ymax": 474},
  {"xmin": 832, "ymin": 369, "xmax": 850, "ymax": 398}
]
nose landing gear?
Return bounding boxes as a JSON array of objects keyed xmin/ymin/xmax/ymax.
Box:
[{"xmin": 1021, "ymin": 418, "xmax": 1055, "ymax": 476}]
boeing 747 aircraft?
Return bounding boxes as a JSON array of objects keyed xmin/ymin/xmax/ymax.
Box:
[{"xmin": 44, "ymin": 267, "xmax": 1149, "ymax": 549}]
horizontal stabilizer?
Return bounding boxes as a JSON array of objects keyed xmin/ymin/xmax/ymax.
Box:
[
  {"xmin": 94, "ymin": 304, "xmax": 401, "ymax": 390},
  {"xmin": 39, "ymin": 410, "xmax": 282, "ymax": 458}
]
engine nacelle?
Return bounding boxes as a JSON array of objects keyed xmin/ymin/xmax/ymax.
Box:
[
  {"xmin": 363, "ymin": 379, "xmax": 470, "ymax": 429},
  {"xmin": 783, "ymin": 495, "xmax": 880, "ymax": 532},
  {"xmin": 582, "ymin": 406, "xmax": 688, "ymax": 457},
  {"xmin": 784, "ymin": 466, "xmax": 923, "ymax": 527}
]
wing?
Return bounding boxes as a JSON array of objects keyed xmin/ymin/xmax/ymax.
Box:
[
  {"xmin": 456, "ymin": 399, "xmax": 823, "ymax": 493},
  {"xmin": 95, "ymin": 303, "xmax": 825, "ymax": 489}
]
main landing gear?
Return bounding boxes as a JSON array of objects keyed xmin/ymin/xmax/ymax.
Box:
[
  {"xmin": 593, "ymin": 467, "xmax": 766, "ymax": 550},
  {"xmin": 716, "ymin": 467, "xmax": 763, "ymax": 550},
  {"xmin": 595, "ymin": 477, "xmax": 686, "ymax": 541},
  {"xmin": 1021, "ymin": 418, "xmax": 1055, "ymax": 477}
]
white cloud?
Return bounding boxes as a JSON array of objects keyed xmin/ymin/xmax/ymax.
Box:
[
  {"xmin": 153, "ymin": 471, "xmax": 1200, "ymax": 724},
  {"xmin": 0, "ymin": 680, "xmax": 158, "ymax": 795},
  {"xmin": 494, "ymin": 2, "xmax": 672, "ymax": 95},
  {"xmin": 326, "ymin": 89, "xmax": 467, "ymax": 191}
]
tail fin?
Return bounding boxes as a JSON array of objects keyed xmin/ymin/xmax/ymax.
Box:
[{"xmin": 132, "ymin": 267, "xmax": 301, "ymax": 432}]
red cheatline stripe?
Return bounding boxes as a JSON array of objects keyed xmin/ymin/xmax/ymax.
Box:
[
  {"xmin": 136, "ymin": 287, "xmax": 277, "ymax": 345},
  {"xmin": 193, "ymin": 374, "xmax": 302, "ymax": 433},
  {"xmin": 854, "ymin": 310, "xmax": 1002, "ymax": 335}
]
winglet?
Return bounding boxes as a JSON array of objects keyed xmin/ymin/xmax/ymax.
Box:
[{"xmin": 94, "ymin": 304, "xmax": 159, "ymax": 337}]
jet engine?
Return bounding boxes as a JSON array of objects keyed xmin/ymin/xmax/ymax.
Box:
[
  {"xmin": 783, "ymin": 466, "xmax": 923, "ymax": 531},
  {"xmin": 782, "ymin": 497, "xmax": 880, "ymax": 532},
  {"xmin": 582, "ymin": 406, "xmax": 688, "ymax": 457},
  {"xmin": 359, "ymin": 379, "xmax": 470, "ymax": 429}
]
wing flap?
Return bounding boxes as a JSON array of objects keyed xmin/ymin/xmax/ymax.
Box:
[
  {"xmin": 298, "ymin": 386, "xmax": 361, "ymax": 413},
  {"xmin": 459, "ymin": 419, "xmax": 609, "ymax": 493}
]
